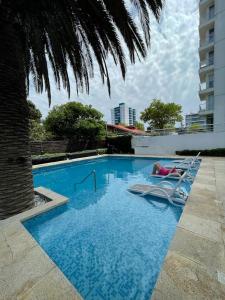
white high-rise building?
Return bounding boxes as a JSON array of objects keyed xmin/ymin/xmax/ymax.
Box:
[
  {"xmin": 199, "ymin": 0, "xmax": 225, "ymax": 131},
  {"xmin": 111, "ymin": 103, "xmax": 136, "ymax": 126}
]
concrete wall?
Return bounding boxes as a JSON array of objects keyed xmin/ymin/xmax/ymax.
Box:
[
  {"xmin": 31, "ymin": 141, "xmax": 68, "ymax": 155},
  {"xmin": 132, "ymin": 132, "xmax": 225, "ymax": 155}
]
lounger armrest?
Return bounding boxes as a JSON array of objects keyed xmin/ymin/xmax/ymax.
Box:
[{"xmin": 158, "ymin": 180, "xmax": 174, "ymax": 188}]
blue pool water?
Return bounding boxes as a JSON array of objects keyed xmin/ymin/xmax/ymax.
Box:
[{"xmin": 24, "ymin": 157, "xmax": 196, "ymax": 300}]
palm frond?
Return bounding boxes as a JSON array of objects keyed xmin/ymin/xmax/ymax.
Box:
[{"xmin": 8, "ymin": 0, "xmax": 164, "ymax": 103}]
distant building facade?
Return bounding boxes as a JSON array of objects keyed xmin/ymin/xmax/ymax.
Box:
[
  {"xmin": 111, "ymin": 103, "xmax": 136, "ymax": 126},
  {"xmin": 199, "ymin": 0, "xmax": 225, "ymax": 131},
  {"xmin": 185, "ymin": 112, "xmax": 207, "ymax": 128}
]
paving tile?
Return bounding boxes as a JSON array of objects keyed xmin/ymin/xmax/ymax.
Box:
[
  {"xmin": 178, "ymin": 213, "xmax": 222, "ymax": 243},
  {"xmin": 170, "ymin": 228, "xmax": 225, "ymax": 273},
  {"xmin": 0, "ymin": 241, "xmax": 12, "ymax": 268},
  {"xmin": 1, "ymin": 221, "xmax": 24, "ymax": 238},
  {"xmin": 194, "ymin": 176, "xmax": 215, "ymax": 185},
  {"xmin": 0, "ymin": 246, "xmax": 55, "ymax": 300},
  {"xmin": 192, "ymin": 182, "xmax": 216, "ymax": 193},
  {"xmin": 185, "ymin": 200, "xmax": 225, "ymax": 223},
  {"xmin": 0, "ymin": 230, "xmax": 5, "ymax": 242},
  {"xmin": 5, "ymin": 229, "xmax": 37, "ymax": 262},
  {"xmin": 152, "ymin": 251, "xmax": 225, "ymax": 300},
  {"xmin": 189, "ymin": 186, "xmax": 216, "ymax": 199},
  {"xmin": 17, "ymin": 267, "xmax": 82, "ymax": 300},
  {"xmin": 188, "ymin": 193, "xmax": 219, "ymax": 207}
]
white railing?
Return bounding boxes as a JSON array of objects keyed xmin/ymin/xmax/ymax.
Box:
[
  {"xmin": 200, "ymin": 58, "xmax": 214, "ymax": 69},
  {"xmin": 145, "ymin": 123, "xmax": 225, "ymax": 136},
  {"xmin": 199, "ymin": 81, "xmax": 214, "ymax": 91}
]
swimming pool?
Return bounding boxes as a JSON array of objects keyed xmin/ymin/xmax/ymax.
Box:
[{"xmin": 24, "ymin": 156, "xmax": 197, "ymax": 300}]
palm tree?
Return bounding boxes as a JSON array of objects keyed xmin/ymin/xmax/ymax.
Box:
[{"xmin": 0, "ymin": 0, "xmax": 163, "ymax": 219}]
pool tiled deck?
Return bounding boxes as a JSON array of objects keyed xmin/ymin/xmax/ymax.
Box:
[{"xmin": 0, "ymin": 155, "xmax": 225, "ymax": 299}]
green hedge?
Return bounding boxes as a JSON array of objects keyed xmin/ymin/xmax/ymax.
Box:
[
  {"xmin": 32, "ymin": 153, "xmax": 67, "ymax": 165},
  {"xmin": 176, "ymin": 148, "xmax": 225, "ymax": 157},
  {"xmin": 32, "ymin": 148, "xmax": 108, "ymax": 165},
  {"xmin": 106, "ymin": 136, "xmax": 134, "ymax": 154}
]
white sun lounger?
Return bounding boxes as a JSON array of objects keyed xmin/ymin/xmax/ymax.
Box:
[
  {"xmin": 151, "ymin": 169, "xmax": 194, "ymax": 182},
  {"xmin": 172, "ymin": 152, "xmax": 201, "ymax": 165},
  {"xmin": 128, "ymin": 173, "xmax": 188, "ymax": 206},
  {"xmin": 164, "ymin": 153, "xmax": 201, "ymax": 170}
]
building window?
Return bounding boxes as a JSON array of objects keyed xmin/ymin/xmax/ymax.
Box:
[
  {"xmin": 208, "ymin": 5, "xmax": 215, "ymax": 20},
  {"xmin": 207, "ymin": 95, "xmax": 214, "ymax": 110},
  {"xmin": 208, "ymin": 74, "xmax": 214, "ymax": 88},
  {"xmin": 208, "ymin": 28, "xmax": 214, "ymax": 43},
  {"xmin": 208, "ymin": 50, "xmax": 214, "ymax": 65}
]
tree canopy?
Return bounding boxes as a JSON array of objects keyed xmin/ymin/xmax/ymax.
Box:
[
  {"xmin": 27, "ymin": 100, "xmax": 42, "ymax": 122},
  {"xmin": 135, "ymin": 121, "xmax": 145, "ymax": 131},
  {"xmin": 1, "ymin": 0, "xmax": 163, "ymax": 102},
  {"xmin": 140, "ymin": 99, "xmax": 183, "ymax": 129},
  {"xmin": 44, "ymin": 102, "xmax": 105, "ymax": 139}
]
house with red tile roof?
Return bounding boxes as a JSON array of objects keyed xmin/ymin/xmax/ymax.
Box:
[{"xmin": 107, "ymin": 124, "xmax": 146, "ymax": 136}]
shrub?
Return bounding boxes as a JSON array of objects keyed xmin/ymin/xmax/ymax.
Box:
[
  {"xmin": 106, "ymin": 136, "xmax": 134, "ymax": 154},
  {"xmin": 96, "ymin": 148, "xmax": 108, "ymax": 155},
  {"xmin": 30, "ymin": 120, "xmax": 54, "ymax": 141},
  {"xmin": 176, "ymin": 149, "xmax": 225, "ymax": 157},
  {"xmin": 32, "ymin": 153, "xmax": 67, "ymax": 165}
]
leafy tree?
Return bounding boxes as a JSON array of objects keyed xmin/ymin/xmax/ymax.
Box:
[
  {"xmin": 135, "ymin": 121, "xmax": 145, "ymax": 131},
  {"xmin": 74, "ymin": 119, "xmax": 105, "ymax": 148},
  {"xmin": 45, "ymin": 102, "xmax": 105, "ymax": 149},
  {"xmin": 0, "ymin": 1, "xmax": 163, "ymax": 219},
  {"xmin": 44, "ymin": 102, "xmax": 104, "ymax": 138},
  {"xmin": 74, "ymin": 119, "xmax": 105, "ymax": 138},
  {"xmin": 27, "ymin": 100, "xmax": 53, "ymax": 141},
  {"xmin": 29, "ymin": 121, "xmax": 54, "ymax": 141},
  {"xmin": 27, "ymin": 100, "xmax": 42, "ymax": 123},
  {"xmin": 140, "ymin": 99, "xmax": 183, "ymax": 129}
]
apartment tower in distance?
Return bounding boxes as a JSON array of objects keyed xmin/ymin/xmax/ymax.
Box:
[
  {"xmin": 199, "ymin": 0, "xmax": 225, "ymax": 131},
  {"xmin": 111, "ymin": 103, "xmax": 136, "ymax": 126}
]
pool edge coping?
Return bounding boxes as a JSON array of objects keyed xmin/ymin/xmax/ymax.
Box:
[{"xmin": 1, "ymin": 155, "xmax": 225, "ymax": 299}]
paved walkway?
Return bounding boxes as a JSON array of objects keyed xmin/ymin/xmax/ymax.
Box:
[{"xmin": 152, "ymin": 157, "xmax": 225, "ymax": 299}]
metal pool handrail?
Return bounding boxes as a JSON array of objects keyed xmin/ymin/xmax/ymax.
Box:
[{"xmin": 74, "ymin": 170, "xmax": 97, "ymax": 192}]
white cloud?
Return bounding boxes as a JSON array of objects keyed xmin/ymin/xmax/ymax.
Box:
[{"xmin": 29, "ymin": 0, "xmax": 200, "ymax": 123}]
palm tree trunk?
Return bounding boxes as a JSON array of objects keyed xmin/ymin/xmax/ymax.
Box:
[{"xmin": 0, "ymin": 16, "xmax": 34, "ymax": 219}]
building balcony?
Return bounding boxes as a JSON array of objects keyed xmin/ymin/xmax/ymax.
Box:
[
  {"xmin": 199, "ymin": 39, "xmax": 214, "ymax": 54},
  {"xmin": 199, "ymin": 86, "xmax": 214, "ymax": 99},
  {"xmin": 199, "ymin": 16, "xmax": 215, "ymax": 31},
  {"xmin": 199, "ymin": 0, "xmax": 214, "ymax": 9},
  {"xmin": 199, "ymin": 100, "xmax": 214, "ymax": 115},
  {"xmin": 199, "ymin": 108, "xmax": 214, "ymax": 115},
  {"xmin": 199, "ymin": 60, "xmax": 214, "ymax": 75}
]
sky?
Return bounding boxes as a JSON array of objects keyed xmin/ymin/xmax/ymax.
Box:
[{"xmin": 29, "ymin": 0, "xmax": 200, "ymax": 123}]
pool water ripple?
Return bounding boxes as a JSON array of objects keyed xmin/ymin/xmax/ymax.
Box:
[{"xmin": 24, "ymin": 157, "xmax": 196, "ymax": 300}]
